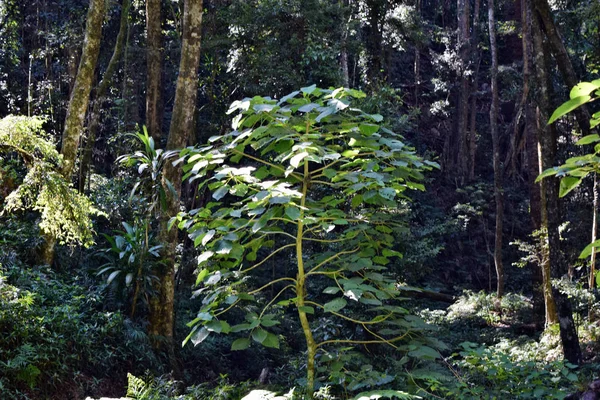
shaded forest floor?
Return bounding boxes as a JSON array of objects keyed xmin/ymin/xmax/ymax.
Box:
[{"xmin": 3, "ymin": 248, "xmax": 600, "ymax": 399}]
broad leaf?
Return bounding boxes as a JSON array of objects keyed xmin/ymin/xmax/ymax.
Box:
[
  {"xmin": 231, "ymin": 338, "xmax": 251, "ymax": 351},
  {"xmin": 548, "ymin": 95, "xmax": 591, "ymax": 125},
  {"xmin": 191, "ymin": 327, "xmax": 210, "ymax": 346},
  {"xmin": 559, "ymin": 176, "xmax": 581, "ymax": 197},
  {"xmin": 323, "ymin": 298, "xmax": 347, "ymax": 313}
]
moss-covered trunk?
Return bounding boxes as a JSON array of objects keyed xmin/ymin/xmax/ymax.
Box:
[
  {"xmin": 41, "ymin": 0, "xmax": 104, "ymax": 264},
  {"xmin": 79, "ymin": 0, "xmax": 130, "ymax": 192},
  {"xmin": 150, "ymin": 0, "xmax": 203, "ymax": 369},
  {"xmin": 146, "ymin": 0, "xmax": 163, "ymax": 143},
  {"xmin": 60, "ymin": 0, "xmax": 105, "ymax": 179}
]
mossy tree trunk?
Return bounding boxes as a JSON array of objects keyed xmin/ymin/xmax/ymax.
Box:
[
  {"xmin": 149, "ymin": 0, "xmax": 203, "ymax": 369},
  {"xmin": 146, "ymin": 0, "xmax": 163, "ymax": 143},
  {"xmin": 41, "ymin": 0, "xmax": 105, "ymax": 264},
  {"xmin": 79, "ymin": 0, "xmax": 130, "ymax": 192}
]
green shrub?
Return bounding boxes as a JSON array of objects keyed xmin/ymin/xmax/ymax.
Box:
[{"xmin": 0, "ymin": 262, "xmax": 157, "ymax": 399}]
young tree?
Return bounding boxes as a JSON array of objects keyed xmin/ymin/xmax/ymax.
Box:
[{"xmin": 177, "ymin": 86, "xmax": 438, "ymax": 396}]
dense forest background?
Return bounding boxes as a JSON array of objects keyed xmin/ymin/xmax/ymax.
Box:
[{"xmin": 2, "ymin": 0, "xmax": 600, "ymax": 398}]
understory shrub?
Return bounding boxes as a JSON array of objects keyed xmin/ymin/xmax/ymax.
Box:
[{"xmin": 0, "ymin": 262, "xmax": 157, "ymax": 399}]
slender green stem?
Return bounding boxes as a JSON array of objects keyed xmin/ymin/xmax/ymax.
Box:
[
  {"xmin": 249, "ymin": 277, "xmax": 297, "ymax": 295},
  {"xmin": 240, "ymin": 243, "xmax": 295, "ymax": 274},
  {"xmin": 306, "ymin": 247, "xmax": 359, "ymax": 275}
]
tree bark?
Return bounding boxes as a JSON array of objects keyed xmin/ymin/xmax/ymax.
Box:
[
  {"xmin": 530, "ymin": 0, "xmax": 558, "ymax": 326},
  {"xmin": 468, "ymin": 0, "xmax": 481, "ymax": 181},
  {"xmin": 455, "ymin": 0, "xmax": 470, "ymax": 180},
  {"xmin": 60, "ymin": 0, "xmax": 105, "ymax": 179},
  {"xmin": 365, "ymin": 0, "xmax": 384, "ymax": 86},
  {"xmin": 41, "ymin": 0, "xmax": 105, "ymax": 264},
  {"xmin": 149, "ymin": 0, "xmax": 203, "ymax": 369},
  {"xmin": 79, "ymin": 0, "xmax": 130, "ymax": 192},
  {"xmin": 488, "ymin": 0, "xmax": 504, "ymax": 298},
  {"xmin": 532, "ymin": 0, "xmax": 590, "ymax": 136},
  {"xmin": 591, "ymin": 173, "xmax": 598, "ymax": 290},
  {"xmin": 146, "ymin": 0, "xmax": 164, "ymax": 143},
  {"xmin": 531, "ymin": 2, "xmax": 582, "ymax": 364}
]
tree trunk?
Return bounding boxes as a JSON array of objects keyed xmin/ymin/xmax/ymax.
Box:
[
  {"xmin": 365, "ymin": 0, "xmax": 384, "ymax": 86},
  {"xmin": 530, "ymin": 0, "xmax": 558, "ymax": 326},
  {"xmin": 533, "ymin": 0, "xmax": 590, "ymax": 136},
  {"xmin": 526, "ymin": 102, "xmax": 546, "ymax": 325},
  {"xmin": 149, "ymin": 0, "xmax": 203, "ymax": 370},
  {"xmin": 414, "ymin": 0, "xmax": 422, "ymax": 106},
  {"xmin": 41, "ymin": 0, "xmax": 105, "ymax": 264},
  {"xmin": 468, "ymin": 0, "xmax": 481, "ymax": 181},
  {"xmin": 60, "ymin": 0, "xmax": 105, "ymax": 179},
  {"xmin": 79, "ymin": 0, "xmax": 130, "ymax": 192},
  {"xmin": 146, "ymin": 0, "xmax": 163, "ymax": 143},
  {"xmin": 488, "ymin": 0, "xmax": 504, "ymax": 298},
  {"xmin": 455, "ymin": 0, "xmax": 470, "ymax": 181},
  {"xmin": 531, "ymin": 2, "xmax": 582, "ymax": 364},
  {"xmin": 591, "ymin": 173, "xmax": 598, "ymax": 290}
]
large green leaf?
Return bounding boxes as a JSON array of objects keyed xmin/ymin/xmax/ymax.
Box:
[
  {"xmin": 251, "ymin": 328, "xmax": 268, "ymax": 344},
  {"xmin": 558, "ymin": 176, "xmax": 582, "ymax": 197},
  {"xmin": 231, "ymin": 338, "xmax": 251, "ymax": 351},
  {"xmin": 262, "ymin": 332, "xmax": 280, "ymax": 349},
  {"xmin": 548, "ymin": 95, "xmax": 591, "ymax": 125},
  {"xmin": 323, "ymin": 298, "xmax": 347, "ymax": 313},
  {"xmin": 569, "ymin": 82, "xmax": 600, "ymax": 99},
  {"xmin": 576, "ymin": 134, "xmax": 600, "ymax": 145},
  {"xmin": 579, "ymin": 239, "xmax": 600, "ymax": 259}
]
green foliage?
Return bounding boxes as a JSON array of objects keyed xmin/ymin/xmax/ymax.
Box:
[
  {"xmin": 98, "ymin": 220, "xmax": 163, "ymax": 316},
  {"xmin": 125, "ymin": 373, "xmax": 254, "ymax": 400},
  {"xmin": 446, "ymin": 290, "xmax": 532, "ymax": 326},
  {"xmin": 541, "ymin": 80, "xmax": 600, "ymax": 268},
  {"xmin": 176, "ymin": 86, "xmax": 438, "ymax": 393},
  {"xmin": 0, "ymin": 261, "xmax": 157, "ymax": 398},
  {"xmin": 433, "ymin": 342, "xmax": 579, "ymax": 399},
  {"xmin": 0, "ymin": 115, "xmax": 101, "ymax": 247},
  {"xmin": 117, "ymin": 127, "xmax": 179, "ymax": 216}
]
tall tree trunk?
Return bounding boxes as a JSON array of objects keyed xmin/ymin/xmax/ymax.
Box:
[
  {"xmin": 456, "ymin": 0, "xmax": 470, "ymax": 180},
  {"xmin": 533, "ymin": 0, "xmax": 590, "ymax": 136},
  {"xmin": 149, "ymin": 0, "xmax": 203, "ymax": 369},
  {"xmin": 488, "ymin": 0, "xmax": 504, "ymax": 298},
  {"xmin": 146, "ymin": 0, "xmax": 163, "ymax": 143},
  {"xmin": 523, "ymin": 0, "xmax": 544, "ymax": 321},
  {"xmin": 531, "ymin": 3, "xmax": 582, "ymax": 364},
  {"xmin": 365, "ymin": 0, "xmax": 384, "ymax": 86},
  {"xmin": 526, "ymin": 102, "xmax": 546, "ymax": 325},
  {"xmin": 530, "ymin": 0, "xmax": 558, "ymax": 327},
  {"xmin": 40, "ymin": 0, "xmax": 105, "ymax": 264},
  {"xmin": 414, "ymin": 0, "xmax": 422, "ymax": 106},
  {"xmin": 60, "ymin": 0, "xmax": 105, "ymax": 179},
  {"xmin": 468, "ymin": 0, "xmax": 481, "ymax": 180},
  {"xmin": 591, "ymin": 173, "xmax": 598, "ymax": 290},
  {"xmin": 79, "ymin": 0, "xmax": 130, "ymax": 192}
]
